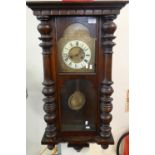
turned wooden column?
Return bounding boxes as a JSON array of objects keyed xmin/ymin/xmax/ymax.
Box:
[
  {"xmin": 100, "ymin": 14, "xmax": 117, "ymax": 149},
  {"xmin": 37, "ymin": 15, "xmax": 57, "ymax": 150}
]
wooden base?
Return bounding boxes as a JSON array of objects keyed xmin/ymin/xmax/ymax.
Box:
[
  {"xmin": 101, "ymin": 144, "xmax": 109, "ymax": 149},
  {"xmin": 41, "ymin": 132, "xmax": 114, "ymax": 151}
]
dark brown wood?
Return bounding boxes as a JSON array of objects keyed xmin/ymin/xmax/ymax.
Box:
[
  {"xmin": 26, "ymin": 0, "xmax": 128, "ymax": 152},
  {"xmin": 26, "ymin": 1, "xmax": 128, "ymax": 16},
  {"xmin": 37, "ymin": 15, "xmax": 57, "ymax": 149},
  {"xmin": 100, "ymin": 15, "xmax": 116, "ymax": 139},
  {"xmin": 41, "ymin": 133, "xmax": 114, "ymax": 144}
]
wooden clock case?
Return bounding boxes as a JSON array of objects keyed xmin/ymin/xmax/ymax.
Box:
[{"xmin": 26, "ymin": 1, "xmax": 128, "ymax": 152}]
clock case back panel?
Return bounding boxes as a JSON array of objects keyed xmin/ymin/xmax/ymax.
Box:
[
  {"xmin": 53, "ymin": 16, "xmax": 104, "ymax": 137},
  {"xmin": 60, "ymin": 79, "xmax": 97, "ymax": 132}
]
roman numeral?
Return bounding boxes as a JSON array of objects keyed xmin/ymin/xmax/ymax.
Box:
[
  {"xmin": 70, "ymin": 43, "xmax": 73, "ymax": 47},
  {"xmin": 81, "ymin": 63, "xmax": 84, "ymax": 68},
  {"xmin": 76, "ymin": 41, "xmax": 79, "ymax": 46},
  {"xmin": 65, "ymin": 57, "xmax": 69, "ymax": 61},
  {"xmin": 84, "ymin": 59, "xmax": 88, "ymax": 63},
  {"xmin": 63, "ymin": 53, "xmax": 68, "ymax": 59}
]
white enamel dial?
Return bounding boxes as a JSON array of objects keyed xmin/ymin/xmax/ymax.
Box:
[{"xmin": 62, "ymin": 40, "xmax": 91, "ymax": 69}]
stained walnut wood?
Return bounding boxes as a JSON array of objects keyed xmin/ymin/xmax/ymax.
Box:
[
  {"xmin": 26, "ymin": 0, "xmax": 128, "ymax": 152},
  {"xmin": 99, "ymin": 15, "xmax": 117, "ymax": 149},
  {"xmin": 27, "ymin": 1, "xmax": 128, "ymax": 16},
  {"xmin": 37, "ymin": 15, "xmax": 57, "ymax": 149}
]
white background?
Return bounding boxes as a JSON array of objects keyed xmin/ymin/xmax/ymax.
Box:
[{"xmin": 0, "ymin": 0, "xmax": 155, "ymax": 155}]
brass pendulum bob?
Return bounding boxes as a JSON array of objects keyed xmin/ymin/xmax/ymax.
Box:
[{"xmin": 68, "ymin": 80, "xmax": 86, "ymax": 110}]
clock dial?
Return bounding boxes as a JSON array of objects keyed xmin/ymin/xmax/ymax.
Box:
[
  {"xmin": 58, "ymin": 22, "xmax": 96, "ymax": 73},
  {"xmin": 62, "ymin": 40, "xmax": 91, "ymax": 69}
]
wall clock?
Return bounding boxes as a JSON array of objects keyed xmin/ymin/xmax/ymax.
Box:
[{"xmin": 26, "ymin": 0, "xmax": 128, "ymax": 152}]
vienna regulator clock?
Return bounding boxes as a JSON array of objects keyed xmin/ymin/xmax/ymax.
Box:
[{"xmin": 27, "ymin": 0, "xmax": 128, "ymax": 152}]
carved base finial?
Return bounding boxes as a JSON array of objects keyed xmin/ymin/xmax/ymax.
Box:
[
  {"xmin": 68, "ymin": 143, "xmax": 89, "ymax": 152},
  {"xmin": 101, "ymin": 144, "xmax": 109, "ymax": 149},
  {"xmin": 48, "ymin": 144, "xmax": 55, "ymax": 150}
]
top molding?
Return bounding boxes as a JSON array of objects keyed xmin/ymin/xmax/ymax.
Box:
[{"xmin": 26, "ymin": 1, "xmax": 128, "ymax": 16}]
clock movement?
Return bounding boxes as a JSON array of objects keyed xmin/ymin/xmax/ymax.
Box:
[{"xmin": 26, "ymin": 0, "xmax": 128, "ymax": 152}]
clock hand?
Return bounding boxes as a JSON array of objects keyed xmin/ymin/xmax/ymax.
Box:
[
  {"xmin": 70, "ymin": 50, "xmax": 80, "ymax": 58},
  {"xmin": 74, "ymin": 49, "xmax": 83, "ymax": 57}
]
